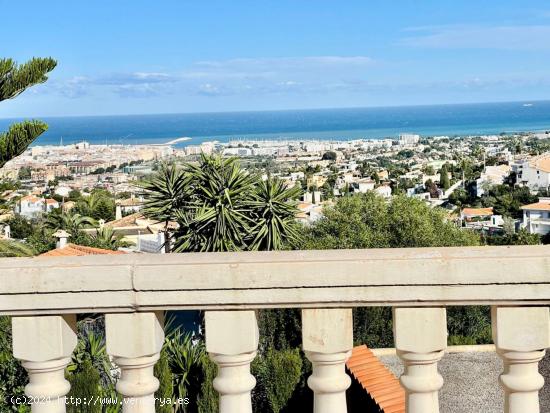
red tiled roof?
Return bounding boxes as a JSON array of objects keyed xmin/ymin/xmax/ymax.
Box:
[
  {"xmin": 346, "ymin": 345, "xmax": 405, "ymax": 413},
  {"xmin": 462, "ymin": 207, "xmax": 493, "ymax": 217},
  {"xmin": 521, "ymin": 202, "xmax": 550, "ymax": 211},
  {"xmin": 40, "ymin": 243, "xmax": 125, "ymax": 257}
]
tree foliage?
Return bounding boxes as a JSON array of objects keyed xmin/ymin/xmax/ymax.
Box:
[
  {"xmin": 0, "ymin": 239, "xmax": 35, "ymax": 257},
  {"xmin": 302, "ymin": 192, "xmax": 480, "ymax": 250},
  {"xmin": 163, "ymin": 328, "xmax": 205, "ymax": 413},
  {"xmin": 0, "ymin": 57, "xmax": 57, "ymax": 168},
  {"xmin": 67, "ymin": 359, "xmax": 102, "ymax": 413},
  {"xmin": 155, "ymin": 349, "xmax": 174, "ymax": 413},
  {"xmin": 196, "ymin": 356, "xmax": 218, "ymax": 413},
  {"xmin": 302, "ymin": 192, "xmax": 482, "ymax": 347},
  {"xmin": 253, "ymin": 348, "xmax": 303, "ymax": 413},
  {"xmin": 74, "ymin": 190, "xmax": 115, "ymax": 221},
  {"xmin": 142, "ymin": 155, "xmax": 302, "ymax": 253},
  {"xmin": 45, "ymin": 211, "xmax": 96, "ymax": 234},
  {"xmin": 439, "ymin": 165, "xmax": 450, "ymax": 190},
  {"xmin": 0, "ymin": 317, "xmax": 29, "ymax": 413}
]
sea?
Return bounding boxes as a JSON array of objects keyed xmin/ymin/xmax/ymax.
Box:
[{"xmin": 1, "ymin": 100, "xmax": 549, "ymax": 147}]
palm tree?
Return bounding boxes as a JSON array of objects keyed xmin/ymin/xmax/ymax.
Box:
[
  {"xmin": 248, "ymin": 178, "xmax": 302, "ymax": 251},
  {"xmin": 91, "ymin": 226, "xmax": 132, "ymax": 250},
  {"xmin": 46, "ymin": 211, "xmax": 96, "ymax": 234}
]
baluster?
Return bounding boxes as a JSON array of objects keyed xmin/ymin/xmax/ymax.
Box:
[
  {"xmin": 205, "ymin": 310, "xmax": 258, "ymax": 413},
  {"xmin": 393, "ymin": 307, "xmax": 447, "ymax": 413},
  {"xmin": 105, "ymin": 312, "xmax": 164, "ymax": 413},
  {"xmin": 12, "ymin": 315, "xmax": 77, "ymax": 413},
  {"xmin": 492, "ymin": 306, "xmax": 550, "ymax": 413},
  {"xmin": 302, "ymin": 308, "xmax": 353, "ymax": 413}
]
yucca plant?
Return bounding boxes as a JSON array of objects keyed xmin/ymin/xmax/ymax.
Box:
[
  {"xmin": 248, "ymin": 178, "xmax": 302, "ymax": 251},
  {"xmin": 164, "ymin": 328, "xmax": 205, "ymax": 413},
  {"xmin": 69, "ymin": 330, "xmax": 113, "ymax": 386},
  {"xmin": 141, "ymin": 162, "xmax": 191, "ymax": 252},
  {"xmin": 173, "ymin": 154, "xmax": 256, "ymax": 252},
  {"xmin": 143, "ymin": 154, "xmax": 302, "ymax": 253}
]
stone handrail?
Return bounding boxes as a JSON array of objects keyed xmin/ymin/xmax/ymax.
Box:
[
  {"xmin": 1, "ymin": 245, "xmax": 550, "ymax": 315},
  {"xmin": 2, "ymin": 245, "xmax": 550, "ymax": 413}
]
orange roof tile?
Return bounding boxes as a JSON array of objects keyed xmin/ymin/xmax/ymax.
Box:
[
  {"xmin": 105, "ymin": 212, "xmax": 143, "ymax": 228},
  {"xmin": 346, "ymin": 345, "xmax": 405, "ymax": 413},
  {"xmin": 531, "ymin": 155, "xmax": 550, "ymax": 173},
  {"xmin": 20, "ymin": 195, "xmax": 42, "ymax": 202},
  {"xmin": 462, "ymin": 207, "xmax": 493, "ymax": 217},
  {"xmin": 521, "ymin": 202, "xmax": 550, "ymax": 211},
  {"xmin": 40, "ymin": 243, "xmax": 125, "ymax": 257}
]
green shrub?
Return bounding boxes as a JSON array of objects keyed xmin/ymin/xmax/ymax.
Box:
[
  {"xmin": 67, "ymin": 359, "xmax": 101, "ymax": 413},
  {"xmin": 0, "ymin": 317, "xmax": 29, "ymax": 413}
]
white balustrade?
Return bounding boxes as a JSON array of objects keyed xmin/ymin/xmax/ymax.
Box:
[
  {"xmin": 393, "ymin": 307, "xmax": 447, "ymax": 413},
  {"xmin": 205, "ymin": 310, "xmax": 259, "ymax": 413},
  {"xmin": 302, "ymin": 308, "xmax": 353, "ymax": 413},
  {"xmin": 12, "ymin": 315, "xmax": 77, "ymax": 413},
  {"xmin": 492, "ymin": 306, "xmax": 550, "ymax": 413},
  {"xmin": 3, "ymin": 247, "xmax": 550, "ymax": 413},
  {"xmin": 105, "ymin": 312, "xmax": 165, "ymax": 413}
]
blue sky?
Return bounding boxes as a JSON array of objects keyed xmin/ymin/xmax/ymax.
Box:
[{"xmin": 2, "ymin": 0, "xmax": 550, "ymax": 117}]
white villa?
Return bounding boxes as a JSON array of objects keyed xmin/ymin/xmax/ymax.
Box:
[
  {"xmin": 16, "ymin": 195, "xmax": 59, "ymax": 218},
  {"xmin": 521, "ymin": 198, "xmax": 550, "ymax": 236},
  {"xmin": 476, "ymin": 164, "xmax": 511, "ymax": 197},
  {"xmin": 516, "ymin": 154, "xmax": 550, "ymax": 190}
]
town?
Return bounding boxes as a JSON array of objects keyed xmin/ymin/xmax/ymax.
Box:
[{"xmin": 1, "ymin": 130, "xmax": 550, "ymax": 254}]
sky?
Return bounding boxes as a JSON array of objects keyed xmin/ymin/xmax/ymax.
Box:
[{"xmin": 2, "ymin": 0, "xmax": 550, "ymax": 117}]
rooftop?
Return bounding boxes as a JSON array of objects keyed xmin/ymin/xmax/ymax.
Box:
[{"xmin": 39, "ymin": 243, "xmax": 125, "ymax": 257}]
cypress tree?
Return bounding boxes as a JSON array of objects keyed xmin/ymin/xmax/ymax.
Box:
[
  {"xmin": 154, "ymin": 349, "xmax": 174, "ymax": 413},
  {"xmin": 253, "ymin": 348, "xmax": 303, "ymax": 413},
  {"xmin": 197, "ymin": 356, "xmax": 218, "ymax": 413},
  {"xmin": 0, "ymin": 57, "xmax": 57, "ymax": 168},
  {"xmin": 439, "ymin": 165, "xmax": 451, "ymax": 190},
  {"xmin": 67, "ymin": 359, "xmax": 101, "ymax": 413}
]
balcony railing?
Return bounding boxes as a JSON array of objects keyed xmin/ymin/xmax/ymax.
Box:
[{"xmin": 1, "ymin": 245, "xmax": 550, "ymax": 413}]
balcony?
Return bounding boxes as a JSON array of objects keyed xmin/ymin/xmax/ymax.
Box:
[{"xmin": 1, "ymin": 245, "xmax": 550, "ymax": 413}]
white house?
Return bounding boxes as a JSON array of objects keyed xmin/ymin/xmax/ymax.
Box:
[
  {"xmin": 116, "ymin": 197, "xmax": 143, "ymax": 215},
  {"xmin": 16, "ymin": 196, "xmax": 58, "ymax": 218},
  {"xmin": 353, "ymin": 178, "xmax": 376, "ymax": 193},
  {"xmin": 45, "ymin": 198, "xmax": 60, "ymax": 213},
  {"xmin": 374, "ymin": 185, "xmax": 392, "ymax": 198},
  {"xmin": 517, "ymin": 154, "xmax": 550, "ymax": 190},
  {"xmin": 521, "ymin": 198, "xmax": 550, "ymax": 236},
  {"xmin": 476, "ymin": 165, "xmax": 511, "ymax": 197},
  {"xmin": 17, "ymin": 195, "xmax": 46, "ymax": 218}
]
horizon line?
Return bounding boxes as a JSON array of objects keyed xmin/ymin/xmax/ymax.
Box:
[{"xmin": 1, "ymin": 98, "xmax": 549, "ymax": 121}]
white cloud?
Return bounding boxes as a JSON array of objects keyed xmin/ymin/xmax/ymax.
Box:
[{"xmin": 400, "ymin": 25, "xmax": 550, "ymax": 50}]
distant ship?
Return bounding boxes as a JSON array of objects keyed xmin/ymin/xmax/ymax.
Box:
[{"xmin": 523, "ymin": 103, "xmax": 534, "ymax": 107}]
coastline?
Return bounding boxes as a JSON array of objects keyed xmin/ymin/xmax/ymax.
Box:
[{"xmin": 0, "ymin": 100, "xmax": 548, "ymax": 147}]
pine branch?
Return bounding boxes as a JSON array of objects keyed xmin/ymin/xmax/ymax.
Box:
[
  {"xmin": 0, "ymin": 120, "xmax": 48, "ymax": 168},
  {"xmin": 0, "ymin": 57, "xmax": 57, "ymax": 102}
]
